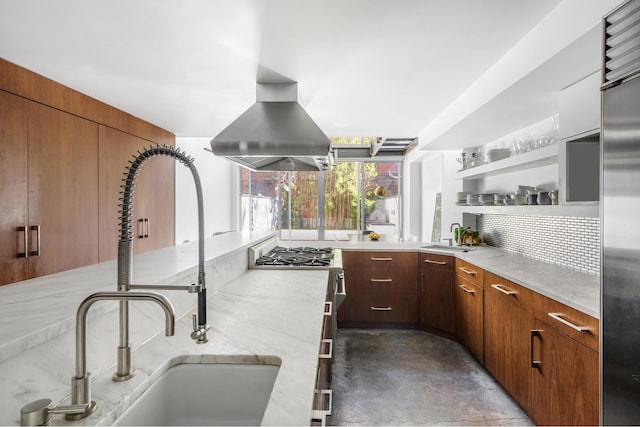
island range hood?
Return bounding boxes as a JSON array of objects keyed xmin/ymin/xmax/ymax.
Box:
[{"xmin": 210, "ymin": 82, "xmax": 332, "ymax": 171}]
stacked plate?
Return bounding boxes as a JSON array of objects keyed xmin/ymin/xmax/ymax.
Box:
[
  {"xmin": 466, "ymin": 194, "xmax": 481, "ymax": 206},
  {"xmin": 478, "ymin": 193, "xmax": 496, "ymax": 205},
  {"xmin": 493, "ymin": 193, "xmax": 507, "ymax": 205},
  {"xmin": 456, "ymin": 192, "xmax": 469, "ymax": 206}
]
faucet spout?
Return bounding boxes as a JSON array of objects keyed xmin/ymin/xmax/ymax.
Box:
[{"xmin": 67, "ymin": 291, "xmax": 175, "ymax": 421}]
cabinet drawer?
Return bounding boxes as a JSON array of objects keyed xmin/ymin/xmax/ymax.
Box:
[
  {"xmin": 420, "ymin": 253, "xmax": 453, "ymax": 271},
  {"xmin": 339, "ymin": 293, "xmax": 418, "ymax": 323},
  {"xmin": 484, "ymin": 271, "xmax": 540, "ymax": 312},
  {"xmin": 535, "ymin": 296, "xmax": 599, "ymax": 352},
  {"xmin": 455, "ymin": 259, "xmax": 484, "ymax": 287},
  {"xmin": 342, "ymin": 251, "xmax": 417, "ymax": 266},
  {"xmin": 345, "ymin": 265, "xmax": 418, "ymax": 294}
]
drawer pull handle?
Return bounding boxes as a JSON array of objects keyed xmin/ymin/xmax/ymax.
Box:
[
  {"xmin": 425, "ymin": 259, "xmax": 447, "ymax": 265},
  {"xmin": 458, "ymin": 285, "xmax": 475, "ymax": 294},
  {"xmin": 324, "ymin": 301, "xmax": 332, "ymax": 316},
  {"xmin": 370, "ymin": 306, "xmax": 392, "ymax": 311},
  {"xmin": 370, "ymin": 278, "xmax": 392, "ymax": 283},
  {"xmin": 314, "ymin": 389, "xmax": 333, "ymax": 415},
  {"xmin": 548, "ymin": 313, "xmax": 590, "ymax": 332},
  {"xmin": 370, "ymin": 257, "xmax": 393, "ymax": 261},
  {"xmin": 491, "ymin": 284, "xmax": 516, "ymax": 295},
  {"xmin": 530, "ymin": 329, "xmax": 542, "ymax": 368},
  {"xmin": 319, "ymin": 339, "xmax": 333, "ymax": 359},
  {"xmin": 459, "ymin": 266, "xmax": 476, "ymax": 276}
]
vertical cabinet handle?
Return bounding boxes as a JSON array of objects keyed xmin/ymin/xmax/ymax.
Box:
[
  {"xmin": 29, "ymin": 225, "xmax": 41, "ymax": 256},
  {"xmin": 17, "ymin": 226, "xmax": 28, "ymax": 258},
  {"xmin": 530, "ymin": 330, "xmax": 542, "ymax": 368},
  {"xmin": 144, "ymin": 218, "xmax": 150, "ymax": 238},
  {"xmin": 138, "ymin": 219, "xmax": 145, "ymax": 238}
]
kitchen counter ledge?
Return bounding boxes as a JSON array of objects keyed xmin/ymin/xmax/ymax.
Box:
[{"xmin": 283, "ymin": 239, "xmax": 599, "ymax": 319}]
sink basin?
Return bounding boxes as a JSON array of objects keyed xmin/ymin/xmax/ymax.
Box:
[
  {"xmin": 114, "ymin": 356, "xmax": 281, "ymax": 426},
  {"xmin": 421, "ymin": 244, "xmax": 473, "ymax": 252}
]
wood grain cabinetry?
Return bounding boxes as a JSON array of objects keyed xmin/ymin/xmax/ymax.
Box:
[
  {"xmin": 0, "ymin": 91, "xmax": 29, "ymax": 285},
  {"xmin": 338, "ymin": 251, "xmax": 418, "ymax": 326},
  {"xmin": 455, "ymin": 272, "xmax": 484, "ymax": 363},
  {"xmin": 484, "ymin": 272, "xmax": 537, "ymax": 414},
  {"xmin": 0, "ymin": 59, "xmax": 175, "ymax": 286},
  {"xmin": 98, "ymin": 126, "xmax": 175, "ymax": 261},
  {"xmin": 419, "ymin": 253, "xmax": 455, "ymax": 334},
  {"xmin": 484, "ymin": 270, "xmax": 599, "ymax": 426},
  {"xmin": 530, "ymin": 317, "xmax": 599, "ymax": 426},
  {"xmin": 27, "ymin": 102, "xmax": 100, "ymax": 278},
  {"xmin": 0, "ymin": 90, "xmax": 100, "ymax": 284}
]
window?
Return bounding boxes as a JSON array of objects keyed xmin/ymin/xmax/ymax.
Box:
[{"xmin": 240, "ymin": 160, "xmax": 402, "ymax": 241}]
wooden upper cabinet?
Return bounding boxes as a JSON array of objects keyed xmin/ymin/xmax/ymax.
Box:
[
  {"xmin": 0, "ymin": 91, "xmax": 29, "ymax": 285},
  {"xmin": 0, "ymin": 60, "xmax": 176, "ymax": 285},
  {"xmin": 98, "ymin": 126, "xmax": 175, "ymax": 261},
  {"xmin": 27, "ymin": 102, "xmax": 99, "ymax": 278}
]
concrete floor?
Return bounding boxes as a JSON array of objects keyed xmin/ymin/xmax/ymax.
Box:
[{"xmin": 329, "ymin": 329, "xmax": 533, "ymax": 426}]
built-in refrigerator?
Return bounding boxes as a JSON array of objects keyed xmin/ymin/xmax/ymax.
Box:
[{"xmin": 602, "ymin": 0, "xmax": 640, "ymax": 424}]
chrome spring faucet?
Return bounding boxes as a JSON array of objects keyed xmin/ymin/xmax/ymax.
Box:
[{"xmin": 114, "ymin": 145, "xmax": 210, "ymax": 381}]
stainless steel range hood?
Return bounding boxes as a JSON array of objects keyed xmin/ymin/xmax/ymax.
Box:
[{"xmin": 210, "ymin": 82, "xmax": 331, "ymax": 171}]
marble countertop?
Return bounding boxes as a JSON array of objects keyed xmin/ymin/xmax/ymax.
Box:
[
  {"xmin": 0, "ymin": 231, "xmax": 331, "ymax": 426},
  {"xmin": 283, "ymin": 239, "xmax": 600, "ymax": 319}
]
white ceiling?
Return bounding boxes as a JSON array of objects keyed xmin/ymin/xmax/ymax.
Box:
[{"xmin": 0, "ymin": 0, "xmax": 569, "ymax": 147}]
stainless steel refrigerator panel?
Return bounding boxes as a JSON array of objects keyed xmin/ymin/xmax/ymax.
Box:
[{"xmin": 602, "ymin": 75, "xmax": 640, "ymax": 425}]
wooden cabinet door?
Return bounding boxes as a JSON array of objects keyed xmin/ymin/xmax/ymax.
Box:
[
  {"xmin": 530, "ymin": 318, "xmax": 599, "ymax": 426},
  {"xmin": 419, "ymin": 254, "xmax": 455, "ymax": 333},
  {"xmin": 0, "ymin": 91, "xmax": 29, "ymax": 285},
  {"xmin": 98, "ymin": 126, "xmax": 174, "ymax": 261},
  {"xmin": 484, "ymin": 282, "xmax": 535, "ymax": 414},
  {"xmin": 27, "ymin": 102, "xmax": 99, "ymax": 278},
  {"xmin": 455, "ymin": 275, "xmax": 483, "ymax": 362}
]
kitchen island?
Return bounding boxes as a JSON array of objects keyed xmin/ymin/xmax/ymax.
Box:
[{"xmin": 0, "ymin": 231, "xmax": 329, "ymax": 426}]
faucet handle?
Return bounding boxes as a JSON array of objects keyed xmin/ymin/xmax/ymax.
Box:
[
  {"xmin": 191, "ymin": 313, "xmax": 210, "ymax": 344},
  {"xmin": 20, "ymin": 399, "xmax": 92, "ymax": 426}
]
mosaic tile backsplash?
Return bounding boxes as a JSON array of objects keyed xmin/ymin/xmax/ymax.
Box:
[{"xmin": 479, "ymin": 214, "xmax": 600, "ymax": 275}]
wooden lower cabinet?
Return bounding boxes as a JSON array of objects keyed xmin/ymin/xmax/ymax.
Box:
[
  {"xmin": 455, "ymin": 275, "xmax": 483, "ymax": 363},
  {"xmin": 419, "ymin": 253, "xmax": 455, "ymax": 334},
  {"xmin": 338, "ymin": 251, "xmax": 418, "ymax": 327},
  {"xmin": 484, "ymin": 270, "xmax": 599, "ymax": 426},
  {"xmin": 484, "ymin": 274, "xmax": 536, "ymax": 414},
  {"xmin": 530, "ymin": 318, "xmax": 599, "ymax": 426}
]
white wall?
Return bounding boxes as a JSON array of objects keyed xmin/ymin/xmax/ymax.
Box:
[
  {"xmin": 417, "ymin": 151, "xmax": 463, "ymax": 243},
  {"xmin": 175, "ymin": 137, "xmax": 239, "ymax": 244}
]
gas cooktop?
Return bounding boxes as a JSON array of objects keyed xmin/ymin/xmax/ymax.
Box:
[{"xmin": 254, "ymin": 246, "xmax": 334, "ymax": 267}]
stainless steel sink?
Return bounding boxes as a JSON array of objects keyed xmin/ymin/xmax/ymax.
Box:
[
  {"xmin": 421, "ymin": 244, "xmax": 473, "ymax": 252},
  {"xmin": 114, "ymin": 356, "xmax": 281, "ymax": 426}
]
